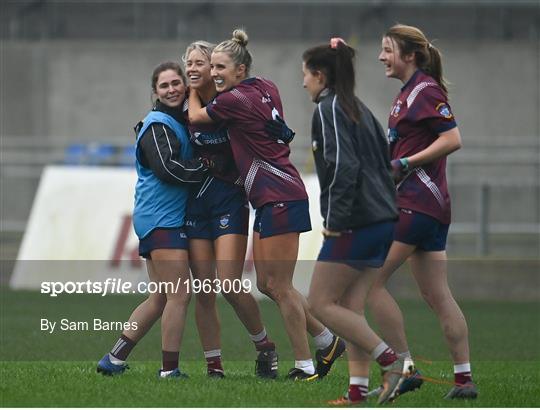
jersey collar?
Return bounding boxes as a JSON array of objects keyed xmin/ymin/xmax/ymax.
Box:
[
  {"xmin": 154, "ymin": 100, "xmax": 185, "ymax": 124},
  {"xmin": 240, "ymin": 77, "xmax": 257, "ymax": 85},
  {"xmin": 401, "ymin": 69, "xmax": 422, "ymax": 92},
  {"xmin": 315, "ymin": 88, "xmax": 332, "ymax": 103}
]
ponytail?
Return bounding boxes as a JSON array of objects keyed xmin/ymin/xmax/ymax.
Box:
[
  {"xmin": 425, "ymin": 44, "xmax": 448, "ymax": 95},
  {"xmin": 334, "ymin": 42, "xmax": 360, "ymax": 123},
  {"xmin": 303, "ymin": 39, "xmax": 361, "ymax": 123}
]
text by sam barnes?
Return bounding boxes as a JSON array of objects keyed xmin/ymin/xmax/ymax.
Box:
[{"xmin": 41, "ymin": 318, "xmax": 137, "ymax": 333}]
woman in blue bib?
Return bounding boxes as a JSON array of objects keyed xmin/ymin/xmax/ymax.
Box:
[{"xmin": 97, "ymin": 61, "xmax": 214, "ymax": 379}]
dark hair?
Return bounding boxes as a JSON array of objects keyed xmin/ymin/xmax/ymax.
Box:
[
  {"xmin": 385, "ymin": 24, "xmax": 448, "ymax": 95},
  {"xmin": 151, "ymin": 61, "xmax": 186, "ymax": 93},
  {"xmin": 214, "ymin": 28, "xmax": 252, "ymax": 76},
  {"xmin": 302, "ymin": 41, "xmax": 361, "ymax": 123}
]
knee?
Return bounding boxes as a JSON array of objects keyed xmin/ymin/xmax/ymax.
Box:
[
  {"xmin": 423, "ymin": 290, "xmax": 460, "ymax": 320},
  {"xmin": 306, "ymin": 294, "xmax": 320, "ymax": 319},
  {"xmin": 222, "ymin": 289, "xmax": 242, "ymax": 306},
  {"xmin": 256, "ymin": 279, "xmax": 270, "ymax": 298},
  {"xmin": 366, "ymin": 284, "xmax": 386, "ymax": 307},
  {"xmin": 256, "ymin": 278, "xmax": 274, "ymax": 299},
  {"xmin": 183, "ymin": 291, "xmax": 193, "ymax": 305},
  {"xmin": 339, "ymin": 294, "xmax": 356, "ymax": 311},
  {"xmin": 307, "ymin": 293, "xmax": 328, "ymax": 321},
  {"xmin": 148, "ymin": 293, "xmax": 167, "ymax": 312},
  {"xmin": 257, "ymin": 279, "xmax": 289, "ymax": 302},
  {"xmin": 166, "ymin": 290, "xmax": 192, "ymax": 306},
  {"xmin": 371, "ymin": 273, "xmax": 386, "ymax": 289},
  {"xmin": 196, "ymin": 291, "xmax": 216, "ymax": 309},
  {"xmin": 420, "ymin": 290, "xmax": 434, "ymax": 309},
  {"xmin": 420, "ymin": 288, "xmax": 447, "ymax": 311}
]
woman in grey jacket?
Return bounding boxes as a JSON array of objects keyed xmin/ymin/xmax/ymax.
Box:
[{"xmin": 303, "ymin": 38, "xmax": 406, "ymax": 405}]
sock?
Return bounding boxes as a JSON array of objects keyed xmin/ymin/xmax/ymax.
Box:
[
  {"xmin": 313, "ymin": 327, "xmax": 334, "ymax": 350},
  {"xmin": 454, "ymin": 363, "xmax": 473, "ymax": 385},
  {"xmin": 109, "ymin": 334, "xmax": 136, "ymax": 362},
  {"xmin": 371, "ymin": 342, "xmax": 398, "ymax": 368},
  {"xmin": 204, "ymin": 349, "xmax": 223, "ymax": 372},
  {"xmin": 250, "ymin": 328, "xmax": 275, "ymax": 351},
  {"xmin": 162, "ymin": 350, "xmax": 179, "ymax": 371},
  {"xmin": 348, "ymin": 376, "xmax": 369, "ymax": 402},
  {"xmin": 295, "ymin": 359, "xmax": 315, "ymax": 375},
  {"xmin": 250, "ymin": 328, "xmax": 267, "ymax": 343},
  {"xmin": 397, "ymin": 351, "xmax": 412, "ymax": 360}
]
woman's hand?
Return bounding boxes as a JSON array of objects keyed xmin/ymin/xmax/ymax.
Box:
[
  {"xmin": 188, "ymin": 89, "xmax": 213, "ymax": 124},
  {"xmin": 390, "ymin": 158, "xmax": 409, "ymax": 183}
]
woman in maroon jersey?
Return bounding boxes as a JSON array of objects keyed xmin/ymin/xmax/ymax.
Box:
[
  {"xmin": 182, "ymin": 40, "xmax": 278, "ymax": 379},
  {"xmin": 366, "ymin": 24, "xmax": 477, "ymax": 399},
  {"xmin": 188, "ymin": 29, "xmax": 345, "ymax": 381}
]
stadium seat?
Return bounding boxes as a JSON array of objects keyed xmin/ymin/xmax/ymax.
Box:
[
  {"xmin": 87, "ymin": 143, "xmax": 116, "ymax": 166},
  {"xmin": 64, "ymin": 143, "xmax": 117, "ymax": 166},
  {"xmin": 63, "ymin": 143, "xmax": 88, "ymax": 165}
]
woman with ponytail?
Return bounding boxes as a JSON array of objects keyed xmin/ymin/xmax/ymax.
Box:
[
  {"xmin": 182, "ymin": 40, "xmax": 284, "ymax": 380},
  {"xmin": 366, "ymin": 24, "xmax": 477, "ymax": 400},
  {"xmin": 188, "ymin": 29, "xmax": 344, "ymax": 381},
  {"xmin": 303, "ymin": 38, "xmax": 407, "ymax": 405}
]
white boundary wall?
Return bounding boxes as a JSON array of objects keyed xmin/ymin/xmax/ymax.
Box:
[{"xmin": 10, "ymin": 166, "xmax": 324, "ymax": 296}]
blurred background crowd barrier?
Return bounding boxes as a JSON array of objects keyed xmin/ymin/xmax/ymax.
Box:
[{"xmin": 1, "ymin": 1, "xmax": 538, "ymax": 297}]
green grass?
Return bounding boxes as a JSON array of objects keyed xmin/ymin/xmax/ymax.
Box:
[
  {"xmin": 2, "ymin": 360, "xmax": 539, "ymax": 407},
  {"xmin": 1, "ymin": 289, "xmax": 539, "ymax": 407}
]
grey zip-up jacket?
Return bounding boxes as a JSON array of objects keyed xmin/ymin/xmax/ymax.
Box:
[{"xmin": 311, "ymin": 89, "xmax": 398, "ymax": 231}]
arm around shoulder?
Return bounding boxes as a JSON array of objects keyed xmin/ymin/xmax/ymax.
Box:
[
  {"xmin": 139, "ymin": 123, "xmax": 209, "ymax": 184},
  {"xmin": 188, "ymin": 90, "xmax": 214, "ymax": 124}
]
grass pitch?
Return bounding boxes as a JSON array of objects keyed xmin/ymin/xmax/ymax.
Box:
[{"xmin": 1, "ymin": 289, "xmax": 539, "ymax": 407}]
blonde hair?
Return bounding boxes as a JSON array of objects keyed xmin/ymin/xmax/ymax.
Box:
[
  {"xmin": 213, "ymin": 28, "xmax": 252, "ymax": 75},
  {"xmin": 182, "ymin": 40, "xmax": 216, "ymax": 64},
  {"xmin": 385, "ymin": 24, "xmax": 448, "ymax": 95}
]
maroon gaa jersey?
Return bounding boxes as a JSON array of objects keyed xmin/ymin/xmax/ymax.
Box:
[
  {"xmin": 183, "ymin": 99, "xmax": 241, "ymax": 185},
  {"xmin": 388, "ymin": 70, "xmax": 457, "ymax": 224},
  {"xmin": 206, "ymin": 77, "xmax": 308, "ymax": 208}
]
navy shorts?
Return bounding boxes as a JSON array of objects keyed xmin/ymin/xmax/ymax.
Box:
[
  {"xmin": 185, "ymin": 177, "xmax": 249, "ymax": 240},
  {"xmin": 138, "ymin": 227, "xmax": 189, "ymax": 259},
  {"xmin": 317, "ymin": 221, "xmax": 395, "ymax": 269},
  {"xmin": 253, "ymin": 199, "xmax": 312, "ymax": 239},
  {"xmin": 394, "ymin": 208, "xmax": 449, "ymax": 251}
]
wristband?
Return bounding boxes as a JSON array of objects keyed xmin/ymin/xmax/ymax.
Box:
[{"xmin": 399, "ymin": 157, "xmax": 409, "ymax": 171}]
